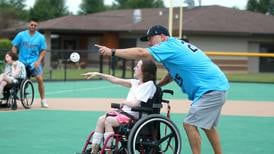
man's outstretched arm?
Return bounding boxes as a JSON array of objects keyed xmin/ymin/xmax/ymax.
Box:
[{"xmin": 95, "ymin": 44, "xmax": 153, "ymax": 60}]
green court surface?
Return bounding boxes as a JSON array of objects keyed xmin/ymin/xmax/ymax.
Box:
[
  {"xmin": 0, "ymin": 81, "xmax": 274, "ymax": 154},
  {"xmin": 0, "ymin": 110, "xmax": 274, "ymax": 154},
  {"xmin": 43, "ymin": 80, "xmax": 274, "ymax": 101}
]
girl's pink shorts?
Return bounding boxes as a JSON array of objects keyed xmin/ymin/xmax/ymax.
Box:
[{"xmin": 107, "ymin": 111, "xmax": 131, "ymax": 124}]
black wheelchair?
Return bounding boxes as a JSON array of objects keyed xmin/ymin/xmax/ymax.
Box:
[
  {"xmin": 0, "ymin": 69, "xmax": 34, "ymax": 110},
  {"xmin": 80, "ymin": 86, "xmax": 182, "ymax": 154}
]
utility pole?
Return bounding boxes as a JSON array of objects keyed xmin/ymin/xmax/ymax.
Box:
[{"xmin": 168, "ymin": 0, "xmax": 173, "ymax": 36}]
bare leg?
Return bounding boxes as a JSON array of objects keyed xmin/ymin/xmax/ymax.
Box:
[
  {"xmin": 91, "ymin": 115, "xmax": 106, "ymax": 154},
  {"xmin": 0, "ymin": 74, "xmax": 12, "ymax": 95},
  {"xmin": 104, "ymin": 117, "xmax": 119, "ymax": 154},
  {"xmin": 183, "ymin": 122, "xmax": 201, "ymax": 154},
  {"xmin": 104, "ymin": 116, "xmax": 120, "ymax": 132},
  {"xmin": 0, "ymin": 81, "xmax": 7, "ymax": 95},
  {"xmin": 203, "ymin": 128, "xmax": 222, "ymax": 154},
  {"xmin": 36, "ymin": 75, "xmax": 45, "ymax": 99},
  {"xmin": 95, "ymin": 115, "xmax": 106, "ymax": 133},
  {"xmin": 0, "ymin": 74, "xmax": 3, "ymax": 82}
]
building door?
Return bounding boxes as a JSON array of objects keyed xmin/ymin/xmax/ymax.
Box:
[{"xmin": 259, "ymin": 44, "xmax": 274, "ymax": 72}]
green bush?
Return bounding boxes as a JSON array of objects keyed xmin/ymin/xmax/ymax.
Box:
[
  {"xmin": 0, "ymin": 38, "xmax": 12, "ymax": 49},
  {"xmin": 0, "ymin": 39, "xmax": 11, "ymax": 64},
  {"xmin": 0, "ymin": 39, "xmax": 11, "ymax": 70}
]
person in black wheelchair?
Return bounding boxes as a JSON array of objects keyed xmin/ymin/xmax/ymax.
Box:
[
  {"xmin": 81, "ymin": 59, "xmax": 182, "ymax": 154},
  {"xmin": 0, "ymin": 51, "xmax": 35, "ymax": 110},
  {"xmin": 0, "ymin": 52, "xmax": 26, "ymax": 98},
  {"xmin": 81, "ymin": 59, "xmax": 157, "ymax": 154}
]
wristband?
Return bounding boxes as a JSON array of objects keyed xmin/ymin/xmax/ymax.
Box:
[{"xmin": 111, "ymin": 48, "xmax": 116, "ymax": 56}]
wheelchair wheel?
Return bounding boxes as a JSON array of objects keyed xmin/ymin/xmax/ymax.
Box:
[
  {"xmin": 81, "ymin": 131, "xmax": 94, "ymax": 154},
  {"xmin": 10, "ymin": 96, "xmax": 17, "ymax": 110},
  {"xmin": 112, "ymin": 136, "xmax": 128, "ymax": 154},
  {"xmin": 127, "ymin": 114, "xmax": 181, "ymax": 154},
  {"xmin": 20, "ymin": 79, "xmax": 34, "ymax": 109},
  {"xmin": 1, "ymin": 91, "xmax": 11, "ymax": 108},
  {"xmin": 4, "ymin": 94, "xmax": 17, "ymax": 110},
  {"xmin": 3, "ymin": 92, "xmax": 16, "ymax": 110},
  {"xmin": 116, "ymin": 146, "xmax": 128, "ymax": 154}
]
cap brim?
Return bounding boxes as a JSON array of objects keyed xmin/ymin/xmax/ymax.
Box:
[{"xmin": 140, "ymin": 35, "xmax": 148, "ymax": 42}]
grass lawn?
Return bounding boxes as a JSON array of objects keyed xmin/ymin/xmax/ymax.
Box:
[{"xmin": 226, "ymin": 72, "xmax": 274, "ymax": 83}]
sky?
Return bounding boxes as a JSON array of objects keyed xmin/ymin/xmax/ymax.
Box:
[{"xmin": 24, "ymin": 0, "xmax": 248, "ymax": 14}]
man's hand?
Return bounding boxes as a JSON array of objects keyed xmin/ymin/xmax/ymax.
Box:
[
  {"xmin": 11, "ymin": 46, "xmax": 18, "ymax": 54},
  {"xmin": 94, "ymin": 44, "xmax": 112, "ymax": 56},
  {"xmin": 34, "ymin": 61, "xmax": 41, "ymax": 69},
  {"xmin": 81, "ymin": 72, "xmax": 99, "ymax": 79}
]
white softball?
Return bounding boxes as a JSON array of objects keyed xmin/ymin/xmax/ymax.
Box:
[{"xmin": 70, "ymin": 52, "xmax": 80, "ymax": 62}]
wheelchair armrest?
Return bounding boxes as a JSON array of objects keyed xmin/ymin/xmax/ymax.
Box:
[
  {"xmin": 162, "ymin": 99, "xmax": 170, "ymax": 104},
  {"xmin": 162, "ymin": 89, "xmax": 174, "ymax": 95},
  {"xmin": 131, "ymin": 107, "xmax": 153, "ymax": 113},
  {"xmin": 111, "ymin": 103, "xmax": 121, "ymax": 109},
  {"xmin": 131, "ymin": 103, "xmax": 162, "ymax": 114}
]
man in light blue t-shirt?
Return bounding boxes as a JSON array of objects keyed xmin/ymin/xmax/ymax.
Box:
[
  {"xmin": 96, "ymin": 25, "xmax": 229, "ymax": 154},
  {"xmin": 12, "ymin": 20, "xmax": 48, "ymax": 108}
]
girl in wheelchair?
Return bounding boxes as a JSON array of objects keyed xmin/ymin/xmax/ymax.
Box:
[
  {"xmin": 0, "ymin": 51, "xmax": 26, "ymax": 98},
  {"xmin": 81, "ymin": 59, "xmax": 157, "ymax": 154}
]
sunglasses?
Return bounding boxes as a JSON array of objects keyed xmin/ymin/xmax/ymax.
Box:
[{"xmin": 30, "ymin": 24, "xmax": 37, "ymax": 27}]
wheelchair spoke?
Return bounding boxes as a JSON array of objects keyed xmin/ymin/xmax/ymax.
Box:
[{"xmin": 159, "ymin": 133, "xmax": 175, "ymax": 153}]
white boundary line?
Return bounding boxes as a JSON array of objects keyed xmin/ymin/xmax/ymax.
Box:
[{"xmin": 46, "ymin": 85, "xmax": 119, "ymax": 95}]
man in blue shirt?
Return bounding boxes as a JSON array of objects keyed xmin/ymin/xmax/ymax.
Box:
[
  {"xmin": 12, "ymin": 20, "xmax": 48, "ymax": 108},
  {"xmin": 96, "ymin": 25, "xmax": 229, "ymax": 154}
]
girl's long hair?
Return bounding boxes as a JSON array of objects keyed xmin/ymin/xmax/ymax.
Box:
[
  {"xmin": 141, "ymin": 59, "xmax": 157, "ymax": 82},
  {"xmin": 5, "ymin": 51, "xmax": 18, "ymax": 63}
]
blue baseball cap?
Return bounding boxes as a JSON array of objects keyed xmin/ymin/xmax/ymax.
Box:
[{"xmin": 140, "ymin": 25, "xmax": 170, "ymax": 41}]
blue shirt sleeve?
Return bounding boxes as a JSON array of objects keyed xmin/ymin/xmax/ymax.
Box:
[
  {"xmin": 147, "ymin": 41, "xmax": 175, "ymax": 63},
  {"xmin": 12, "ymin": 32, "xmax": 23, "ymax": 47}
]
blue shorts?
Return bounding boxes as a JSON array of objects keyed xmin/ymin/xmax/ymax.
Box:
[{"xmin": 26, "ymin": 64, "xmax": 43, "ymax": 77}]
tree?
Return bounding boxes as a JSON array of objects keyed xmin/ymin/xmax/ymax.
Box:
[
  {"xmin": 247, "ymin": 0, "xmax": 258, "ymax": 11},
  {"xmin": 0, "ymin": 0, "xmax": 25, "ymax": 10},
  {"xmin": 112, "ymin": 0, "xmax": 164, "ymax": 9},
  {"xmin": 78, "ymin": 0, "xmax": 106, "ymax": 14},
  {"xmin": 246, "ymin": 0, "xmax": 274, "ymax": 15},
  {"xmin": 184, "ymin": 0, "xmax": 195, "ymax": 8},
  {"xmin": 29, "ymin": 0, "xmax": 69, "ymax": 21},
  {"xmin": 0, "ymin": 0, "xmax": 28, "ymax": 21},
  {"xmin": 0, "ymin": 0, "xmax": 28, "ymax": 29}
]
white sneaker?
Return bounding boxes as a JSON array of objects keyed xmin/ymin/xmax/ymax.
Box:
[{"xmin": 41, "ymin": 100, "xmax": 48, "ymax": 108}]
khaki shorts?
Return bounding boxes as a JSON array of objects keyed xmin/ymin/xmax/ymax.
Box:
[{"xmin": 184, "ymin": 91, "xmax": 226, "ymax": 129}]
